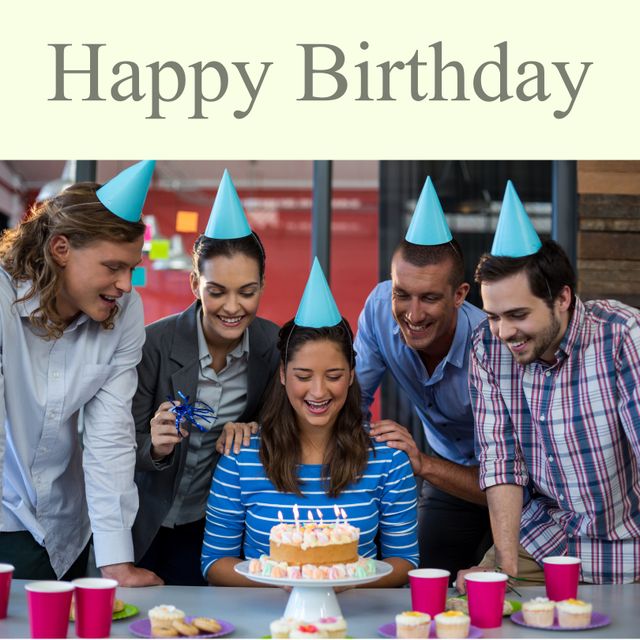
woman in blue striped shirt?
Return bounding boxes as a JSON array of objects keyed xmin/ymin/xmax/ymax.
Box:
[{"xmin": 201, "ymin": 316, "xmax": 419, "ymax": 587}]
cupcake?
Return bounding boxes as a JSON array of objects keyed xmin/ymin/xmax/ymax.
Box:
[
  {"xmin": 395, "ymin": 611, "xmax": 431, "ymax": 638},
  {"xmin": 522, "ymin": 597, "xmax": 555, "ymax": 627},
  {"xmin": 289, "ymin": 623, "xmax": 328, "ymax": 638},
  {"xmin": 148, "ymin": 605, "xmax": 186, "ymax": 635},
  {"xmin": 315, "ymin": 616, "xmax": 348, "ymax": 638},
  {"xmin": 270, "ymin": 617, "xmax": 294, "ymax": 638},
  {"xmin": 434, "ymin": 611, "xmax": 470, "ymax": 638},
  {"xmin": 556, "ymin": 599, "xmax": 592, "ymax": 628}
]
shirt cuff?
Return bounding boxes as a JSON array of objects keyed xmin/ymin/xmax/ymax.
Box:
[
  {"xmin": 93, "ymin": 529, "xmax": 135, "ymax": 568},
  {"xmin": 151, "ymin": 452, "xmax": 175, "ymax": 470}
]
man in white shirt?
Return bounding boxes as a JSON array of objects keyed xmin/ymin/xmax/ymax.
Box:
[{"xmin": 0, "ymin": 162, "xmax": 162, "ymax": 586}]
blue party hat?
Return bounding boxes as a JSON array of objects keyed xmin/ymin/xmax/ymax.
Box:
[
  {"xmin": 294, "ymin": 258, "xmax": 342, "ymax": 328},
  {"xmin": 405, "ymin": 176, "xmax": 453, "ymax": 245},
  {"xmin": 96, "ymin": 160, "xmax": 155, "ymax": 222},
  {"xmin": 491, "ymin": 181, "xmax": 542, "ymax": 257},
  {"xmin": 204, "ymin": 169, "xmax": 252, "ymax": 239}
]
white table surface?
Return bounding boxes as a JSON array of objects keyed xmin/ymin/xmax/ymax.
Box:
[{"xmin": 1, "ymin": 580, "xmax": 639, "ymax": 639}]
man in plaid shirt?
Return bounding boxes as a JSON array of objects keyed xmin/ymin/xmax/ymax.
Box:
[{"xmin": 461, "ymin": 184, "xmax": 640, "ymax": 586}]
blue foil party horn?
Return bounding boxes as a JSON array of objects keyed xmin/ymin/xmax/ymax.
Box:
[{"xmin": 167, "ymin": 391, "xmax": 217, "ymax": 436}]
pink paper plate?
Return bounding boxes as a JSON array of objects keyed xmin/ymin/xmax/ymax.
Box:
[
  {"xmin": 378, "ymin": 620, "xmax": 482, "ymax": 638},
  {"xmin": 129, "ymin": 617, "xmax": 234, "ymax": 638},
  {"xmin": 510, "ymin": 611, "xmax": 610, "ymax": 631}
]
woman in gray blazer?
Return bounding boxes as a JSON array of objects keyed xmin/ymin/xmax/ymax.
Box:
[{"xmin": 132, "ymin": 231, "xmax": 279, "ymax": 585}]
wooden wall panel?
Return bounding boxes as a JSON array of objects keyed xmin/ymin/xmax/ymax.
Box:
[{"xmin": 577, "ymin": 162, "xmax": 640, "ymax": 308}]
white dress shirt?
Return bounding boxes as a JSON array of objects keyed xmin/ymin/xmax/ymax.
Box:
[{"xmin": 0, "ymin": 269, "xmax": 144, "ymax": 577}]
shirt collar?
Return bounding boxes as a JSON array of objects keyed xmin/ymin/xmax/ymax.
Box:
[
  {"xmin": 556, "ymin": 296, "xmax": 585, "ymax": 359},
  {"xmin": 15, "ymin": 279, "xmax": 40, "ymax": 317},
  {"xmin": 446, "ymin": 307, "xmax": 471, "ymax": 369},
  {"xmin": 196, "ymin": 312, "xmax": 250, "ymax": 364},
  {"xmin": 15, "ymin": 278, "xmax": 90, "ymax": 330}
]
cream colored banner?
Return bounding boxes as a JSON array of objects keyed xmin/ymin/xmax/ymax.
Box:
[{"xmin": 2, "ymin": 0, "xmax": 639, "ymax": 159}]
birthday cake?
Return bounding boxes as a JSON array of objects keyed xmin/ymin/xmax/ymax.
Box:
[
  {"xmin": 248, "ymin": 509, "xmax": 376, "ymax": 580},
  {"xmin": 270, "ymin": 521, "xmax": 359, "ymax": 565}
]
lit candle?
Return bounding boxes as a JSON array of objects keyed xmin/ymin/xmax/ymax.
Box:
[
  {"xmin": 278, "ymin": 510, "xmax": 284, "ymax": 524},
  {"xmin": 316, "ymin": 508, "xmax": 323, "ymax": 525},
  {"xmin": 333, "ymin": 504, "xmax": 340, "ymax": 523},
  {"xmin": 307, "ymin": 510, "xmax": 314, "ymax": 524},
  {"xmin": 293, "ymin": 504, "xmax": 300, "ymax": 530},
  {"xmin": 340, "ymin": 508, "xmax": 348, "ymax": 524}
]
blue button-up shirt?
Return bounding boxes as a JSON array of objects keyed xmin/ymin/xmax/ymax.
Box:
[{"xmin": 354, "ymin": 280, "xmax": 485, "ymax": 466}]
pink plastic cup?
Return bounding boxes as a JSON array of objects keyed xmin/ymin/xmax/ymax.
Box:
[
  {"xmin": 464, "ymin": 571, "xmax": 508, "ymax": 628},
  {"xmin": 0, "ymin": 564, "xmax": 14, "ymax": 619},
  {"xmin": 409, "ymin": 568, "xmax": 451, "ymax": 617},
  {"xmin": 25, "ymin": 581, "xmax": 75, "ymax": 638},
  {"xmin": 543, "ymin": 556, "xmax": 581, "ymax": 601},
  {"xmin": 72, "ymin": 578, "xmax": 118, "ymax": 638}
]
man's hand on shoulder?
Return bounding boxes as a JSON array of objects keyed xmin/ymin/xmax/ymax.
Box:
[
  {"xmin": 101, "ymin": 562, "xmax": 164, "ymax": 587},
  {"xmin": 369, "ymin": 420, "xmax": 424, "ymax": 476}
]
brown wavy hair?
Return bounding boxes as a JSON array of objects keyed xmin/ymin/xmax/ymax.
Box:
[
  {"xmin": 259, "ymin": 318, "xmax": 372, "ymax": 497},
  {"xmin": 0, "ymin": 182, "xmax": 146, "ymax": 339}
]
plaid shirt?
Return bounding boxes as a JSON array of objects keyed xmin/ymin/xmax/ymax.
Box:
[{"xmin": 470, "ymin": 297, "xmax": 640, "ymax": 583}]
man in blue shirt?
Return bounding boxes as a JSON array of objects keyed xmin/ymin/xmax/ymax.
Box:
[{"xmin": 354, "ymin": 178, "xmax": 491, "ymax": 578}]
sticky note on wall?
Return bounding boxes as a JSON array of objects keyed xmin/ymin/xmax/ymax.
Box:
[
  {"xmin": 149, "ymin": 239, "xmax": 170, "ymax": 260},
  {"xmin": 132, "ymin": 266, "xmax": 147, "ymax": 287},
  {"xmin": 176, "ymin": 210, "xmax": 199, "ymax": 233}
]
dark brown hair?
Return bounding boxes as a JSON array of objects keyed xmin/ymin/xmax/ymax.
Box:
[
  {"xmin": 0, "ymin": 182, "xmax": 145, "ymax": 339},
  {"xmin": 474, "ymin": 239, "xmax": 576, "ymax": 310},
  {"xmin": 259, "ymin": 318, "xmax": 371, "ymax": 497},
  {"xmin": 192, "ymin": 232, "xmax": 265, "ymax": 283},
  {"xmin": 393, "ymin": 238, "xmax": 465, "ymax": 288}
]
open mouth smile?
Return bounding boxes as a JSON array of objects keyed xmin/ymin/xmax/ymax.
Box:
[
  {"xmin": 218, "ymin": 315, "xmax": 245, "ymax": 327},
  {"xmin": 304, "ymin": 399, "xmax": 332, "ymax": 414}
]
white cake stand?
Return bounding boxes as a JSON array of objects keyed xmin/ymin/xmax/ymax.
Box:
[{"xmin": 235, "ymin": 559, "xmax": 392, "ymax": 620}]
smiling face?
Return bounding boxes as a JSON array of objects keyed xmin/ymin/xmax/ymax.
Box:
[
  {"xmin": 51, "ymin": 235, "xmax": 144, "ymax": 323},
  {"xmin": 190, "ymin": 252, "xmax": 263, "ymax": 348},
  {"xmin": 481, "ymin": 271, "xmax": 572, "ymax": 365},
  {"xmin": 280, "ymin": 338, "xmax": 354, "ymax": 435},
  {"xmin": 390, "ymin": 253, "xmax": 469, "ymax": 358}
]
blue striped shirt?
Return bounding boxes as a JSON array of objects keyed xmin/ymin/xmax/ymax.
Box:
[{"xmin": 201, "ymin": 433, "xmax": 419, "ymax": 577}]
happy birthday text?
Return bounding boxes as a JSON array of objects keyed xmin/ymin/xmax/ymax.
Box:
[{"xmin": 48, "ymin": 42, "xmax": 594, "ymax": 120}]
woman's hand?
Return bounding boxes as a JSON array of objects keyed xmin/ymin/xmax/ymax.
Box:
[
  {"xmin": 150, "ymin": 401, "xmax": 187, "ymax": 460},
  {"xmin": 216, "ymin": 421, "xmax": 259, "ymax": 455}
]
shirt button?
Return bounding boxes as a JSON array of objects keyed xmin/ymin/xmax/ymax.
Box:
[
  {"xmin": 559, "ymin": 494, "xmax": 565, "ymax": 501},
  {"xmin": 545, "ymin": 370, "xmax": 551, "ymax": 377},
  {"xmin": 540, "ymin": 415, "xmax": 545, "ymax": 422},
  {"xmin": 548, "ymin": 456, "xmax": 554, "ymax": 463}
]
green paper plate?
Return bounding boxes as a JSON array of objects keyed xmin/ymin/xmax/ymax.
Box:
[
  {"xmin": 508, "ymin": 600, "xmax": 522, "ymax": 614},
  {"xmin": 448, "ymin": 595, "xmax": 521, "ymax": 616},
  {"xmin": 113, "ymin": 603, "xmax": 140, "ymax": 621},
  {"xmin": 70, "ymin": 603, "xmax": 139, "ymax": 623}
]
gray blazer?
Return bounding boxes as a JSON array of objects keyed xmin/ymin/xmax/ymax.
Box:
[{"xmin": 132, "ymin": 301, "xmax": 279, "ymax": 560}]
